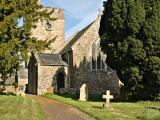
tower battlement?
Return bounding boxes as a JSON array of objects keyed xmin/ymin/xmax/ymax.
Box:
[
  {"xmin": 45, "ymin": 7, "xmax": 64, "ymax": 20},
  {"xmin": 31, "ymin": 6, "xmax": 65, "ymax": 53}
]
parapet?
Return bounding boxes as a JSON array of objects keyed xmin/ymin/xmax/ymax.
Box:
[{"xmin": 45, "ymin": 7, "xmax": 64, "ymax": 20}]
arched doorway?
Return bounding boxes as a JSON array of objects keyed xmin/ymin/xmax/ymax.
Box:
[{"xmin": 57, "ymin": 72, "xmax": 65, "ymax": 91}]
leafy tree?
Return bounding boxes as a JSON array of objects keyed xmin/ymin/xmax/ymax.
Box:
[
  {"xmin": 0, "ymin": 0, "xmax": 53, "ymax": 89},
  {"xmin": 99, "ymin": 0, "xmax": 160, "ymax": 100}
]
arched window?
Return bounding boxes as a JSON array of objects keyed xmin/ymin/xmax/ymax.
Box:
[
  {"xmin": 92, "ymin": 43, "xmax": 96, "ymax": 69},
  {"xmin": 97, "ymin": 53, "xmax": 101, "ymax": 69},
  {"xmin": 91, "ymin": 40, "xmax": 106, "ymax": 70}
]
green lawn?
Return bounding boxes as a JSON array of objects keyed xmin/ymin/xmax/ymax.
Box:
[
  {"xmin": 44, "ymin": 93, "xmax": 160, "ymax": 120},
  {"xmin": 0, "ymin": 95, "xmax": 45, "ymax": 120}
]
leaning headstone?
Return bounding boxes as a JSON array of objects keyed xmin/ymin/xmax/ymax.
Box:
[
  {"xmin": 79, "ymin": 84, "xmax": 88, "ymax": 101},
  {"xmin": 102, "ymin": 90, "xmax": 113, "ymax": 108}
]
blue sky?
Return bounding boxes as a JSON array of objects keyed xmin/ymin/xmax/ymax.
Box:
[{"xmin": 41, "ymin": 0, "xmax": 104, "ymax": 39}]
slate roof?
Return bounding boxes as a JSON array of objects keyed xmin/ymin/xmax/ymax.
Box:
[
  {"xmin": 58, "ymin": 21, "xmax": 94, "ymax": 54},
  {"xmin": 35, "ymin": 53, "xmax": 68, "ymax": 66}
]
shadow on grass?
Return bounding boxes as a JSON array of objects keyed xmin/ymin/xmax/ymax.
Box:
[
  {"xmin": 92, "ymin": 106, "xmax": 103, "ymax": 109},
  {"xmin": 55, "ymin": 93, "xmax": 105, "ymax": 102},
  {"xmin": 55, "ymin": 93, "xmax": 79, "ymax": 100},
  {"xmin": 52, "ymin": 93, "xmax": 154, "ymax": 104},
  {"xmin": 0, "ymin": 92, "xmax": 16, "ymax": 96}
]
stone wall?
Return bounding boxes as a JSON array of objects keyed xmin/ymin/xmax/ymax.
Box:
[
  {"xmin": 69, "ymin": 16, "xmax": 120, "ymax": 96},
  {"xmin": 71, "ymin": 64, "xmax": 120, "ymax": 95},
  {"xmin": 37, "ymin": 65, "xmax": 68, "ymax": 95},
  {"xmin": 5, "ymin": 86, "xmax": 16, "ymax": 93},
  {"xmin": 31, "ymin": 7, "xmax": 65, "ymax": 53}
]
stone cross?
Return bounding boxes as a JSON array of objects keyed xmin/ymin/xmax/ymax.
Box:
[
  {"xmin": 79, "ymin": 84, "xmax": 88, "ymax": 101},
  {"xmin": 103, "ymin": 90, "xmax": 113, "ymax": 108}
]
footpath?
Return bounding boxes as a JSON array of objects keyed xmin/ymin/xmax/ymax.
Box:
[{"xmin": 30, "ymin": 95, "xmax": 94, "ymax": 120}]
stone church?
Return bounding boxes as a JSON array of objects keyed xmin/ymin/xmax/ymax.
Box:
[{"xmin": 27, "ymin": 6, "xmax": 120, "ymax": 96}]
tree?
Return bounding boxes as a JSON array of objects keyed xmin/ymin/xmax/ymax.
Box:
[
  {"xmin": 99, "ymin": 0, "xmax": 160, "ymax": 100},
  {"xmin": 0, "ymin": 0, "xmax": 53, "ymax": 90}
]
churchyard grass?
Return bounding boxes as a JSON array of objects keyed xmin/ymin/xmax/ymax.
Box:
[
  {"xmin": 0, "ymin": 95, "xmax": 45, "ymax": 120},
  {"xmin": 44, "ymin": 93, "xmax": 160, "ymax": 120}
]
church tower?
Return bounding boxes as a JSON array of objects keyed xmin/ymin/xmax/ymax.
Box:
[{"xmin": 31, "ymin": 5, "xmax": 65, "ymax": 53}]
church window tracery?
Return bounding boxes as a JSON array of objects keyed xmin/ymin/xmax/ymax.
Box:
[{"xmin": 91, "ymin": 40, "xmax": 106, "ymax": 70}]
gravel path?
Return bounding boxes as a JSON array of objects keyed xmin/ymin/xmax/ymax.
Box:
[{"xmin": 30, "ymin": 95, "xmax": 95, "ymax": 120}]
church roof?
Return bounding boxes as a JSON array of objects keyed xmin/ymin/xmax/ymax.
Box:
[
  {"xmin": 58, "ymin": 21, "xmax": 94, "ymax": 54},
  {"xmin": 35, "ymin": 53, "xmax": 68, "ymax": 66}
]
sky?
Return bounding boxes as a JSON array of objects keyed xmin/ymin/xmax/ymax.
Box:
[{"xmin": 41, "ymin": 0, "xmax": 104, "ymax": 39}]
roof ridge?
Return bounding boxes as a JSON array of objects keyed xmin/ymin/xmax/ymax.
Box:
[
  {"xmin": 59, "ymin": 21, "xmax": 95, "ymax": 54},
  {"xmin": 35, "ymin": 53, "xmax": 68, "ymax": 66}
]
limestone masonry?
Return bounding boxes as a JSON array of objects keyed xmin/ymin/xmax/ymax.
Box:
[{"xmin": 28, "ymin": 6, "xmax": 120, "ymax": 97}]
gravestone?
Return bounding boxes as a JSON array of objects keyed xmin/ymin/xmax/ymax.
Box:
[
  {"xmin": 102, "ymin": 90, "xmax": 113, "ymax": 108},
  {"xmin": 79, "ymin": 84, "xmax": 88, "ymax": 101}
]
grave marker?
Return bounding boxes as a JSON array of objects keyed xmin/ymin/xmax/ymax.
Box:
[
  {"xmin": 79, "ymin": 84, "xmax": 88, "ymax": 101},
  {"xmin": 103, "ymin": 90, "xmax": 113, "ymax": 108}
]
